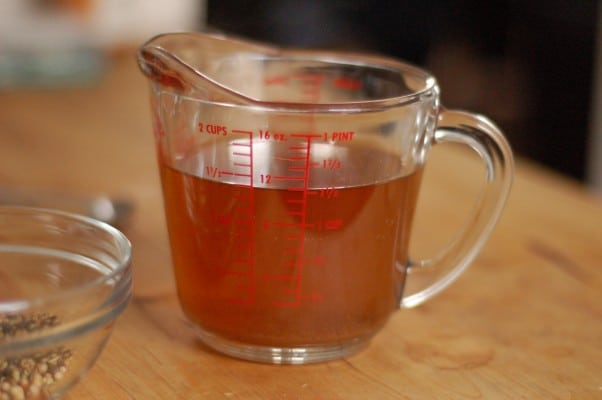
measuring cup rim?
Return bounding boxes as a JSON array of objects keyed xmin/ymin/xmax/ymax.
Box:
[{"xmin": 138, "ymin": 32, "xmax": 440, "ymax": 113}]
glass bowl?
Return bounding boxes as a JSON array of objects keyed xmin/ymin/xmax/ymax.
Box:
[{"xmin": 0, "ymin": 206, "xmax": 132, "ymax": 399}]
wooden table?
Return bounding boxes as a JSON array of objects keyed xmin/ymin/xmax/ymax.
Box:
[{"xmin": 1, "ymin": 53, "xmax": 601, "ymax": 399}]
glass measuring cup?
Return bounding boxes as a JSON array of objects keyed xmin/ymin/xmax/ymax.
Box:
[{"xmin": 137, "ymin": 32, "xmax": 513, "ymax": 364}]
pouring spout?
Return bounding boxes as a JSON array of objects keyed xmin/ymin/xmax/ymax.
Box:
[{"xmin": 137, "ymin": 32, "xmax": 278, "ymax": 105}]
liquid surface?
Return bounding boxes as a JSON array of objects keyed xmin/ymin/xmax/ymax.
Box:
[{"xmin": 160, "ymin": 140, "xmax": 422, "ymax": 346}]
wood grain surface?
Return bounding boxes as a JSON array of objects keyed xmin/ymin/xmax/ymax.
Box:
[{"xmin": 0, "ymin": 53, "xmax": 600, "ymax": 399}]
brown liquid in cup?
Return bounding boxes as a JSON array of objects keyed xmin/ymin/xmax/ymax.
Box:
[{"xmin": 159, "ymin": 140, "xmax": 422, "ymax": 346}]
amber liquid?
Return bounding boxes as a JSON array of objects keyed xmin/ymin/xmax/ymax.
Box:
[{"xmin": 159, "ymin": 140, "xmax": 422, "ymax": 347}]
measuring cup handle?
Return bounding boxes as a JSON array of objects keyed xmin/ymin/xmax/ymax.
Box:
[{"xmin": 400, "ymin": 109, "xmax": 514, "ymax": 308}]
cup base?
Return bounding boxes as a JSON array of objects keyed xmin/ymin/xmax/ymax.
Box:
[{"xmin": 193, "ymin": 327, "xmax": 369, "ymax": 364}]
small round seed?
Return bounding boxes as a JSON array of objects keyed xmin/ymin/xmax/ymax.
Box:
[
  {"xmin": 35, "ymin": 364, "xmax": 47, "ymax": 375},
  {"xmin": 27, "ymin": 385, "xmax": 40, "ymax": 398},
  {"xmin": 1, "ymin": 313, "xmax": 73, "ymax": 399},
  {"xmin": 9, "ymin": 386, "xmax": 25, "ymax": 400},
  {"xmin": 10, "ymin": 369, "xmax": 20, "ymax": 382}
]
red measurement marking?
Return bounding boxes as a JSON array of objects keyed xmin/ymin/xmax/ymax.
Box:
[
  {"xmin": 281, "ymin": 156, "xmax": 308, "ymax": 162},
  {"xmin": 310, "ymin": 219, "xmax": 343, "ymax": 231},
  {"xmin": 272, "ymin": 135, "xmax": 313, "ymax": 307},
  {"xmin": 271, "ymin": 221, "xmax": 308, "ymax": 228},
  {"xmin": 272, "ymin": 287, "xmax": 311, "ymax": 307},
  {"xmin": 285, "ymin": 258, "xmax": 313, "ymax": 267},
  {"xmin": 285, "ymin": 247, "xmax": 303, "ymax": 253},
  {"xmin": 290, "ymin": 133, "xmax": 323, "ymax": 139},
  {"xmin": 205, "ymin": 166, "xmax": 220, "ymax": 178},
  {"xmin": 259, "ymin": 130, "xmax": 288, "ymax": 141},
  {"xmin": 264, "ymin": 75, "xmax": 289, "ymax": 85},
  {"xmin": 330, "ymin": 131, "xmax": 355, "ymax": 141},
  {"xmin": 219, "ymin": 128, "xmax": 255, "ymax": 305},
  {"xmin": 326, "ymin": 219, "xmax": 343, "ymax": 230},
  {"xmin": 333, "ymin": 76, "xmax": 362, "ymax": 91},
  {"xmin": 260, "ymin": 174, "xmax": 272, "ymax": 184},
  {"xmin": 263, "ymin": 274, "xmax": 300, "ymax": 281},
  {"xmin": 273, "ymin": 175, "xmax": 305, "ymax": 181},
  {"xmin": 301, "ymin": 292, "xmax": 324, "ymax": 304},
  {"xmin": 288, "ymin": 145, "xmax": 308, "ymax": 151},
  {"xmin": 319, "ymin": 187, "xmax": 339, "ymax": 199},
  {"xmin": 322, "ymin": 158, "xmax": 342, "ymax": 170},
  {"xmin": 220, "ymin": 171, "xmax": 252, "ymax": 178}
]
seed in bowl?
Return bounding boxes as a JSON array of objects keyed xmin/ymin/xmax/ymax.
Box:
[{"xmin": 1, "ymin": 313, "xmax": 73, "ymax": 400}]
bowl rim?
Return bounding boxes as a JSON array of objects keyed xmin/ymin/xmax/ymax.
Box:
[
  {"xmin": 0, "ymin": 281, "xmax": 131, "ymax": 353},
  {"xmin": 0, "ymin": 206, "xmax": 132, "ymax": 314}
]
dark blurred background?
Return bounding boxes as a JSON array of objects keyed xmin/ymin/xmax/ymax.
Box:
[
  {"xmin": 206, "ymin": 0, "xmax": 601, "ymax": 188},
  {"xmin": 1, "ymin": 0, "xmax": 600, "ymax": 189}
]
